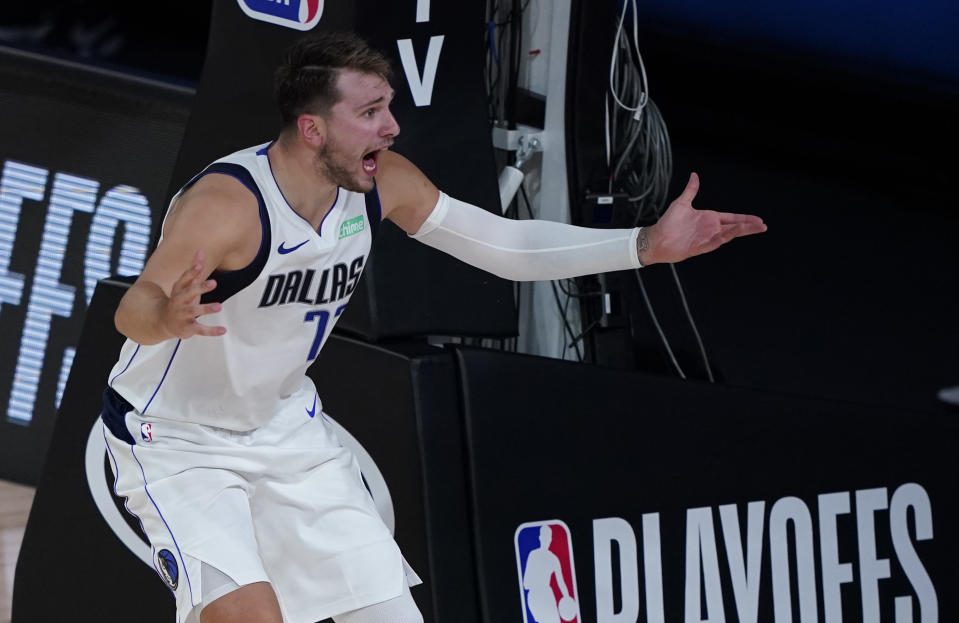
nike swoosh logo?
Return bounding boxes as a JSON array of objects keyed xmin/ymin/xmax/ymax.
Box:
[
  {"xmin": 278, "ymin": 240, "xmax": 309, "ymax": 254},
  {"xmin": 306, "ymin": 394, "xmax": 317, "ymax": 418}
]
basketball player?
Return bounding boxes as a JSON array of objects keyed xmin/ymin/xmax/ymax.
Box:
[{"xmin": 100, "ymin": 32, "xmax": 765, "ymax": 623}]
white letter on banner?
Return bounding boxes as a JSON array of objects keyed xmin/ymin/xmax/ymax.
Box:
[
  {"xmin": 684, "ymin": 507, "xmax": 725, "ymax": 623},
  {"xmin": 770, "ymin": 497, "xmax": 818, "ymax": 623},
  {"xmin": 890, "ymin": 483, "xmax": 938, "ymax": 623},
  {"xmin": 719, "ymin": 502, "xmax": 765, "ymax": 623},
  {"xmin": 0, "ymin": 161, "xmax": 47, "ymax": 322},
  {"xmin": 56, "ymin": 347, "xmax": 75, "ymax": 409},
  {"xmin": 818, "ymin": 492, "xmax": 853, "ymax": 623},
  {"xmin": 416, "ymin": 0, "xmax": 430, "ymax": 22},
  {"xmin": 592, "ymin": 517, "xmax": 640, "ymax": 623},
  {"xmin": 856, "ymin": 488, "xmax": 891, "ymax": 623},
  {"xmin": 84, "ymin": 185, "xmax": 151, "ymax": 304},
  {"xmin": 8, "ymin": 172, "xmax": 96, "ymax": 422},
  {"xmin": 397, "ymin": 36, "xmax": 444, "ymax": 107},
  {"xmin": 643, "ymin": 513, "xmax": 665, "ymax": 623}
]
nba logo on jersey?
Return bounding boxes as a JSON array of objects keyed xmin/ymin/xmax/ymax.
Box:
[
  {"xmin": 140, "ymin": 423, "xmax": 153, "ymax": 442},
  {"xmin": 236, "ymin": 0, "xmax": 324, "ymax": 31},
  {"xmin": 514, "ymin": 520, "xmax": 582, "ymax": 623}
]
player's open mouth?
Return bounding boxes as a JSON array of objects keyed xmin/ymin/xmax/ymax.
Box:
[{"xmin": 362, "ymin": 150, "xmax": 379, "ymax": 175}]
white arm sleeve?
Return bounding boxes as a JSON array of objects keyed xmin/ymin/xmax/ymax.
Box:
[{"xmin": 409, "ymin": 192, "xmax": 643, "ymax": 281}]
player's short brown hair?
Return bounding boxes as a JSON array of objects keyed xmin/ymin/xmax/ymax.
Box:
[{"xmin": 274, "ymin": 31, "xmax": 392, "ymax": 129}]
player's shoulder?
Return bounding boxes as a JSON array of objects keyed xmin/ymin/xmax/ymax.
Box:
[
  {"xmin": 162, "ymin": 172, "xmax": 262, "ymax": 248},
  {"xmin": 173, "ymin": 172, "xmax": 259, "ymax": 221},
  {"xmin": 374, "ymin": 150, "xmax": 428, "ymax": 188},
  {"xmin": 374, "ymin": 150, "xmax": 437, "ymax": 227},
  {"xmin": 180, "ymin": 171, "xmax": 258, "ymax": 208}
]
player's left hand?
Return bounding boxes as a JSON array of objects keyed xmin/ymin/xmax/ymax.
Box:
[{"xmin": 639, "ymin": 172, "xmax": 767, "ymax": 265}]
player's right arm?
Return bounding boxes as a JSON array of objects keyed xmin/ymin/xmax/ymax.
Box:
[{"xmin": 114, "ymin": 174, "xmax": 261, "ymax": 345}]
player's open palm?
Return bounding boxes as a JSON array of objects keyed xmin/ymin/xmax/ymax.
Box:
[
  {"xmin": 161, "ymin": 250, "xmax": 226, "ymax": 339},
  {"xmin": 646, "ymin": 173, "xmax": 766, "ymax": 264}
]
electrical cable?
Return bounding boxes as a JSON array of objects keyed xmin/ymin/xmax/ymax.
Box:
[
  {"xmin": 635, "ymin": 269, "xmax": 686, "ymax": 379},
  {"xmin": 551, "ymin": 279, "xmax": 583, "ymax": 361},
  {"xmin": 669, "ymin": 264, "xmax": 714, "ymax": 381},
  {"xmin": 599, "ymin": 0, "xmax": 720, "ymax": 382}
]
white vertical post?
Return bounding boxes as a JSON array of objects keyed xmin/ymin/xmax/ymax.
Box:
[{"xmin": 517, "ymin": 0, "xmax": 581, "ymax": 359}]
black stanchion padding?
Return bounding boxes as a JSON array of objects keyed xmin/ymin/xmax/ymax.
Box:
[
  {"xmin": 13, "ymin": 278, "xmax": 174, "ymax": 623},
  {"xmin": 453, "ymin": 347, "xmax": 959, "ymax": 623},
  {"xmin": 308, "ymin": 335, "xmax": 482, "ymax": 623}
]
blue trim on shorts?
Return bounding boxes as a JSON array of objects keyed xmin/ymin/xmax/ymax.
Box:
[
  {"xmin": 131, "ymin": 444, "xmax": 195, "ymax": 605},
  {"xmin": 101, "ymin": 422, "xmax": 149, "ymax": 542},
  {"xmin": 102, "ymin": 422, "xmax": 170, "ymax": 597}
]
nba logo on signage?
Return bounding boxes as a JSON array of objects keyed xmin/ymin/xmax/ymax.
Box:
[
  {"xmin": 515, "ymin": 520, "xmax": 582, "ymax": 623},
  {"xmin": 236, "ymin": 0, "xmax": 324, "ymax": 30}
]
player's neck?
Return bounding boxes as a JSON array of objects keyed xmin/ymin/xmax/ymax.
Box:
[{"xmin": 268, "ymin": 138, "xmax": 339, "ymax": 228}]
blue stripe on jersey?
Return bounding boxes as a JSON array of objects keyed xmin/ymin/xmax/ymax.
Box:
[
  {"xmin": 142, "ymin": 339, "xmax": 181, "ymax": 416},
  {"xmin": 364, "ymin": 184, "xmax": 381, "ymax": 240},
  {"xmin": 317, "ymin": 188, "xmax": 341, "ymax": 236},
  {"xmin": 189, "ymin": 163, "xmax": 272, "ymax": 305},
  {"xmin": 110, "ymin": 344, "xmax": 140, "ymax": 387},
  {"xmin": 261, "ymin": 146, "xmax": 340, "ymax": 234}
]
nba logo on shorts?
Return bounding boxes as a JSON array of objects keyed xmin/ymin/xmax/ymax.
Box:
[
  {"xmin": 236, "ymin": 0, "xmax": 324, "ymax": 31},
  {"xmin": 140, "ymin": 423, "xmax": 153, "ymax": 442},
  {"xmin": 515, "ymin": 520, "xmax": 582, "ymax": 623}
]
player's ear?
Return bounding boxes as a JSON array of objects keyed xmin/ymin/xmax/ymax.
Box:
[{"xmin": 297, "ymin": 114, "xmax": 326, "ymax": 148}]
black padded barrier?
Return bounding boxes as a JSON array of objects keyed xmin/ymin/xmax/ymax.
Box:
[
  {"xmin": 19, "ymin": 278, "xmax": 958, "ymax": 623},
  {"xmin": 12, "ymin": 278, "xmax": 173, "ymax": 622},
  {"xmin": 453, "ymin": 347, "xmax": 959, "ymax": 623}
]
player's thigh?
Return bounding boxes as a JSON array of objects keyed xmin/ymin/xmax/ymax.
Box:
[{"xmin": 200, "ymin": 581, "xmax": 283, "ymax": 623}]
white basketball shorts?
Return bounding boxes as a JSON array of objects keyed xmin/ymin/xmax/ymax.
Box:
[{"xmin": 100, "ymin": 380, "xmax": 415, "ymax": 623}]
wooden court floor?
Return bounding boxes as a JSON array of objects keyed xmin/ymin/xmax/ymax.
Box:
[{"xmin": 0, "ymin": 480, "xmax": 34, "ymax": 623}]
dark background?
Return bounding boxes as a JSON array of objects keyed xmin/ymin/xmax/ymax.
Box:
[
  {"xmin": 565, "ymin": 1, "xmax": 959, "ymax": 415},
  {"xmin": 1, "ymin": 0, "xmax": 957, "ymax": 482},
  {"xmin": 7, "ymin": 2, "xmax": 959, "ymax": 622}
]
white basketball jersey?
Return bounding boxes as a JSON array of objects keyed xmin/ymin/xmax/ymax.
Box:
[{"xmin": 108, "ymin": 142, "xmax": 380, "ymax": 430}]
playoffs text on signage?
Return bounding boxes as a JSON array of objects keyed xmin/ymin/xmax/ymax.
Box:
[{"xmin": 519, "ymin": 483, "xmax": 937, "ymax": 623}]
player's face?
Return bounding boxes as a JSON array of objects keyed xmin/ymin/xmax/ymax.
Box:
[{"xmin": 317, "ymin": 70, "xmax": 399, "ymax": 193}]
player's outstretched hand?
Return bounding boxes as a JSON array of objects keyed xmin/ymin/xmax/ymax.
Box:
[
  {"xmin": 161, "ymin": 250, "xmax": 226, "ymax": 339},
  {"xmin": 639, "ymin": 173, "xmax": 767, "ymax": 265}
]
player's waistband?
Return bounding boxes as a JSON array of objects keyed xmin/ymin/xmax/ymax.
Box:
[{"xmin": 101, "ymin": 386, "xmax": 136, "ymax": 445}]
